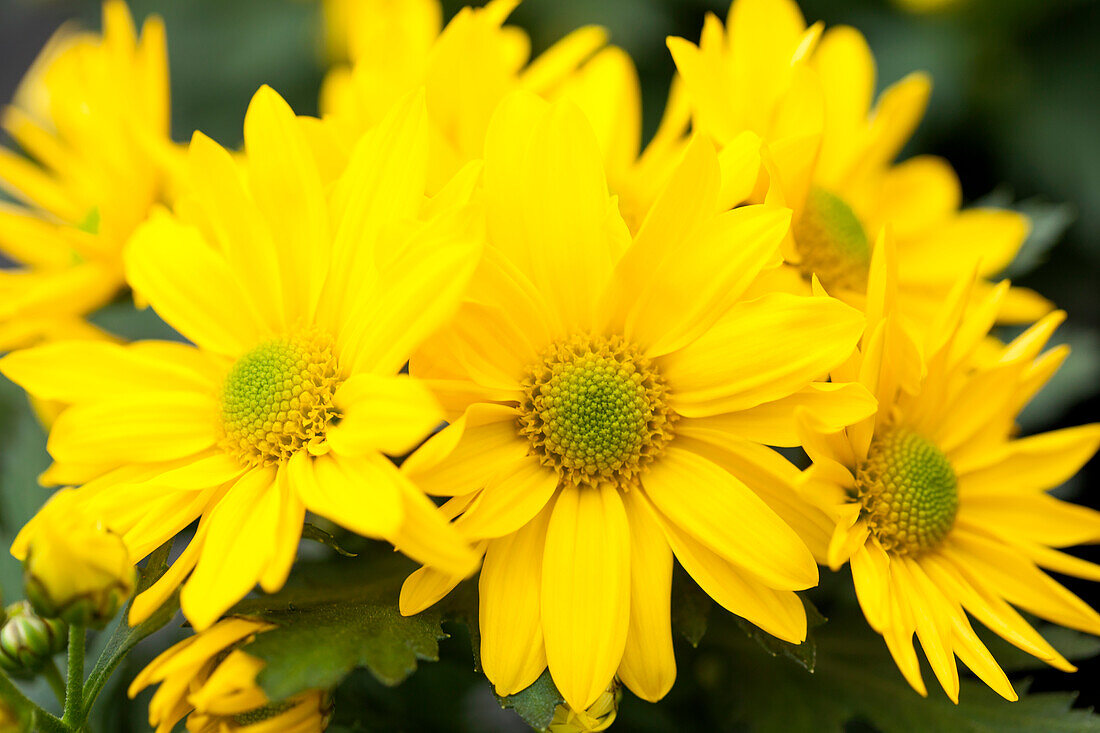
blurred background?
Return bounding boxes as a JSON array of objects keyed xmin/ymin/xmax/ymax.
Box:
[{"xmin": 1, "ymin": 0, "xmax": 1099, "ymax": 729}]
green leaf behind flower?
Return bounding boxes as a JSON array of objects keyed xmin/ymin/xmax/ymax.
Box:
[{"xmin": 234, "ymin": 556, "xmax": 446, "ymax": 702}]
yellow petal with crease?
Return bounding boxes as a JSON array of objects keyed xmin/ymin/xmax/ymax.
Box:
[
  {"xmin": 541, "ymin": 484, "xmax": 630, "ymax": 712},
  {"xmin": 480, "ymin": 504, "xmax": 553, "ymax": 696},
  {"xmin": 327, "ymin": 373, "xmax": 444, "ymax": 457},
  {"xmin": 617, "ymin": 489, "xmax": 676, "ymax": 702},
  {"xmin": 642, "ymin": 445, "xmax": 817, "ymax": 590}
]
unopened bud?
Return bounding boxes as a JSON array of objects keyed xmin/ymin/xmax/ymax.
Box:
[
  {"xmin": 18, "ymin": 489, "xmax": 136, "ymax": 629},
  {"xmin": 549, "ymin": 680, "xmax": 621, "ymax": 733},
  {"xmin": 0, "ymin": 601, "xmax": 68, "ymax": 676}
]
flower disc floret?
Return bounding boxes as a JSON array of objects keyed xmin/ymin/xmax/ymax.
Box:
[
  {"xmin": 793, "ymin": 187, "xmax": 872, "ymax": 293},
  {"xmin": 856, "ymin": 426, "xmax": 959, "ymax": 555},
  {"xmin": 219, "ymin": 333, "xmax": 342, "ymax": 467},
  {"xmin": 518, "ymin": 335, "xmax": 675, "ymax": 487}
]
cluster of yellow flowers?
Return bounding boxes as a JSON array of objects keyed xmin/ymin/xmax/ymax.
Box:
[{"xmin": 0, "ymin": 0, "xmax": 1097, "ymax": 730}]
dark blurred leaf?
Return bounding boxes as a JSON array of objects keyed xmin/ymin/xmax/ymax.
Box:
[
  {"xmin": 670, "ymin": 566, "xmax": 713, "ymax": 648},
  {"xmin": 0, "ymin": 374, "xmax": 51, "ymax": 600},
  {"xmin": 236, "ymin": 561, "xmax": 446, "ymax": 701},
  {"xmin": 1006, "ymin": 200, "xmax": 1077, "ymax": 278},
  {"xmin": 733, "ymin": 595, "xmax": 826, "ymax": 673},
  {"xmin": 87, "ymin": 298, "xmax": 183, "ymax": 343},
  {"xmin": 704, "ymin": 614, "xmax": 1100, "ymax": 733}
]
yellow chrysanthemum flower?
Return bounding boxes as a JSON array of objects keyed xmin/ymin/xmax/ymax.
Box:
[
  {"xmin": 667, "ymin": 0, "xmax": 1050, "ymax": 325},
  {"xmin": 796, "ymin": 232, "xmax": 1100, "ymax": 702},
  {"xmin": 3, "ymin": 86, "xmax": 480, "ymax": 631},
  {"xmin": 0, "ymin": 0, "xmax": 177, "ymax": 351},
  {"xmin": 396, "ymin": 90, "xmax": 876, "ymax": 713},
  {"xmin": 129, "ymin": 617, "xmax": 331, "ymax": 733},
  {"xmin": 317, "ymin": 0, "xmax": 685, "ymax": 228}
]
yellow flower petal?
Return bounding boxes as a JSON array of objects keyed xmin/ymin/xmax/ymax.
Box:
[
  {"xmin": 402, "ymin": 403, "xmax": 529, "ymax": 497},
  {"xmin": 259, "ymin": 465, "xmax": 306, "ymax": 593},
  {"xmin": 180, "ymin": 467, "xmax": 280, "ymax": 630},
  {"xmin": 617, "ymin": 489, "xmax": 676, "ymax": 702},
  {"xmin": 125, "ymin": 210, "xmax": 269, "ymax": 357},
  {"xmin": 480, "ymin": 503, "xmax": 552, "ymax": 696},
  {"xmin": 542, "ymin": 484, "xmax": 630, "ymax": 712},
  {"xmin": 955, "ymin": 424, "xmax": 1100, "ymax": 492},
  {"xmin": 654, "ymin": 497, "xmax": 807, "ymax": 643},
  {"xmin": 0, "ymin": 340, "xmax": 215, "ymax": 403},
  {"xmin": 484, "ymin": 92, "xmax": 619, "ymax": 332},
  {"xmin": 677, "ymin": 382, "xmax": 876, "ymax": 447},
  {"xmin": 186, "ymin": 131, "xmax": 286, "ymax": 333},
  {"xmin": 454, "ymin": 457, "xmax": 559, "ymax": 540},
  {"xmin": 659, "ymin": 292, "xmax": 864, "ymax": 416},
  {"xmin": 388, "ymin": 472, "xmax": 480, "ymax": 578},
  {"xmin": 642, "ymin": 445, "xmax": 817, "ymax": 590},
  {"xmin": 242, "ymin": 85, "xmax": 330, "ymax": 322},
  {"xmin": 289, "ymin": 451, "xmax": 404, "ymax": 539},
  {"xmin": 48, "ymin": 391, "xmax": 217, "ymax": 464},
  {"xmin": 327, "ymin": 373, "xmax": 444, "ymax": 457}
]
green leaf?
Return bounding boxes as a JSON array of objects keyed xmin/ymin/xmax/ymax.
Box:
[
  {"xmin": 498, "ymin": 669, "xmax": 564, "ymax": 731},
  {"xmin": 732, "ymin": 595, "xmax": 826, "ymax": 673},
  {"xmin": 82, "ymin": 539, "xmax": 180, "ymax": 718},
  {"xmin": 86, "ymin": 298, "xmax": 182, "ymax": 343},
  {"xmin": 235, "ymin": 558, "xmax": 446, "ymax": 702}
]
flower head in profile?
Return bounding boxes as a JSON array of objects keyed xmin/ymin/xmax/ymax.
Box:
[
  {"xmin": 19, "ymin": 488, "xmax": 135, "ymax": 628},
  {"xmin": 667, "ymin": 0, "xmax": 1048, "ymax": 325},
  {"xmin": 797, "ymin": 232, "xmax": 1100, "ymax": 701},
  {"xmin": 3, "ymin": 86, "xmax": 480, "ymax": 631},
  {"xmin": 129, "ymin": 617, "xmax": 331, "ymax": 733},
  {"xmin": 397, "ymin": 90, "xmax": 875, "ymax": 713},
  {"xmin": 0, "ymin": 0, "xmax": 177, "ymax": 351}
]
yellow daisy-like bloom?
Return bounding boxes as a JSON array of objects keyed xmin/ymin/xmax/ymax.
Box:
[
  {"xmin": 318, "ymin": 0, "xmax": 683, "ymax": 222},
  {"xmin": 397, "ymin": 91, "xmax": 876, "ymax": 713},
  {"xmin": 667, "ymin": 0, "xmax": 1049, "ymax": 325},
  {"xmin": 129, "ymin": 617, "xmax": 332, "ymax": 733},
  {"xmin": 797, "ymin": 232, "xmax": 1100, "ymax": 702},
  {"xmin": 0, "ymin": 0, "xmax": 177, "ymax": 351},
  {"xmin": 3, "ymin": 86, "xmax": 480, "ymax": 631}
]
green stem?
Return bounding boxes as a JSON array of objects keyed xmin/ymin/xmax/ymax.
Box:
[
  {"xmin": 62, "ymin": 625, "xmax": 85, "ymax": 727},
  {"xmin": 0, "ymin": 670, "xmax": 69, "ymax": 732},
  {"xmin": 44, "ymin": 659, "xmax": 67, "ymax": 708}
]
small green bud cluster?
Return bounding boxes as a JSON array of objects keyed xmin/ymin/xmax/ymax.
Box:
[{"xmin": 0, "ymin": 601, "xmax": 68, "ymax": 677}]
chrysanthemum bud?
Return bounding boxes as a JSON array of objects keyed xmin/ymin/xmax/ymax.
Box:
[
  {"xmin": 0, "ymin": 601, "xmax": 68, "ymax": 676},
  {"xmin": 18, "ymin": 489, "xmax": 136, "ymax": 629},
  {"xmin": 548, "ymin": 681, "xmax": 621, "ymax": 733}
]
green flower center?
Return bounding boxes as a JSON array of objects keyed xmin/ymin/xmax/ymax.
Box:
[
  {"xmin": 518, "ymin": 335, "xmax": 675, "ymax": 487},
  {"xmin": 856, "ymin": 426, "xmax": 959, "ymax": 555},
  {"xmin": 792, "ymin": 187, "xmax": 872, "ymax": 293},
  {"xmin": 219, "ymin": 333, "xmax": 342, "ymax": 467}
]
